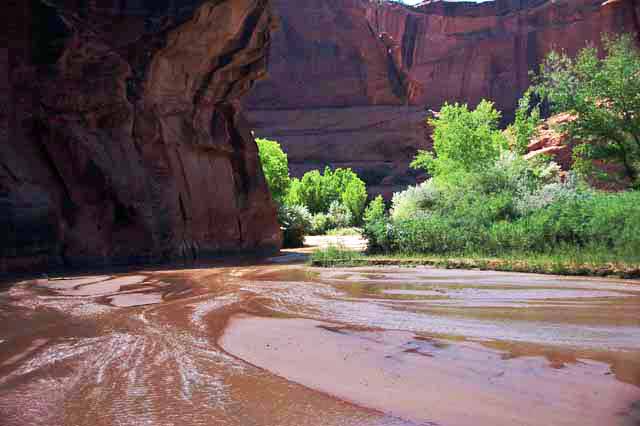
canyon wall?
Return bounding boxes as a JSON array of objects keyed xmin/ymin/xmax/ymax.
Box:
[
  {"xmin": 246, "ymin": 0, "xmax": 640, "ymax": 197},
  {"xmin": 1, "ymin": 0, "xmax": 281, "ymax": 273}
]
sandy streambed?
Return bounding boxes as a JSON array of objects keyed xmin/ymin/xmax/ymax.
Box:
[
  {"xmin": 1, "ymin": 262, "xmax": 639, "ymax": 426},
  {"xmin": 221, "ymin": 315, "xmax": 639, "ymax": 426}
]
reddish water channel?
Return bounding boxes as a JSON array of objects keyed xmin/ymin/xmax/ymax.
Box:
[{"xmin": 1, "ymin": 262, "xmax": 639, "ymax": 426}]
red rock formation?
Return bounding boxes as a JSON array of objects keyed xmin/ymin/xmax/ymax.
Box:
[
  {"xmin": 1, "ymin": 0, "xmax": 281, "ymax": 273},
  {"xmin": 526, "ymin": 113, "xmax": 631, "ymax": 190},
  {"xmin": 525, "ymin": 113, "xmax": 577, "ymax": 169},
  {"xmin": 246, "ymin": 0, "xmax": 639, "ymax": 196}
]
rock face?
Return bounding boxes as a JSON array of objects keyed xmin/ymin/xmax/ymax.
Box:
[
  {"xmin": 246, "ymin": 0, "xmax": 640, "ymax": 196},
  {"xmin": 1, "ymin": 0, "xmax": 281, "ymax": 273},
  {"xmin": 526, "ymin": 113, "xmax": 630, "ymax": 190}
]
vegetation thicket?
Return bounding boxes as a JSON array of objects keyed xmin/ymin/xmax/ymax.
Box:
[
  {"xmin": 256, "ymin": 138, "xmax": 291, "ymax": 203},
  {"xmin": 257, "ymin": 139, "xmax": 371, "ymax": 247},
  {"xmin": 263, "ymin": 33, "xmax": 640, "ymax": 272},
  {"xmin": 532, "ymin": 34, "xmax": 640, "ymax": 186},
  {"xmin": 353, "ymin": 33, "xmax": 640, "ymax": 272}
]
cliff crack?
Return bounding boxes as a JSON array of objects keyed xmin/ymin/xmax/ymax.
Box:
[
  {"xmin": 193, "ymin": 0, "xmax": 269, "ymax": 107},
  {"xmin": 401, "ymin": 14, "xmax": 419, "ymax": 70}
]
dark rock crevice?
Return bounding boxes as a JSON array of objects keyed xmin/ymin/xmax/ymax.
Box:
[{"xmin": 401, "ymin": 14, "xmax": 418, "ymax": 70}]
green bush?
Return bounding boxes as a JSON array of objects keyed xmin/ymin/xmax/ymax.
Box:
[
  {"xmin": 309, "ymin": 213, "xmax": 331, "ymax": 235},
  {"xmin": 286, "ymin": 167, "xmax": 367, "ymax": 221},
  {"xmin": 256, "ymin": 138, "xmax": 290, "ymax": 203},
  {"xmin": 362, "ymin": 196, "xmax": 390, "ymax": 253},
  {"xmin": 533, "ymin": 33, "xmax": 640, "ymax": 186},
  {"xmin": 342, "ymin": 178, "xmax": 368, "ymax": 224},
  {"xmin": 327, "ymin": 201, "xmax": 353, "ymax": 229},
  {"xmin": 390, "ymin": 180, "xmax": 439, "ymax": 221},
  {"xmin": 277, "ymin": 204, "xmax": 312, "ymax": 248},
  {"xmin": 411, "ymin": 100, "xmax": 508, "ymax": 181},
  {"xmin": 364, "ymin": 219, "xmax": 393, "ymax": 253},
  {"xmin": 363, "ymin": 196, "xmax": 386, "ymax": 224},
  {"xmin": 384, "ymin": 190, "xmax": 640, "ymax": 256},
  {"xmin": 309, "ymin": 245, "xmax": 364, "ymax": 267}
]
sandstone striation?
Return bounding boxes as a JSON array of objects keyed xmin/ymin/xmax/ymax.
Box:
[
  {"xmin": 1, "ymin": 0, "xmax": 281, "ymax": 273},
  {"xmin": 246, "ymin": 0, "xmax": 639, "ymax": 196}
]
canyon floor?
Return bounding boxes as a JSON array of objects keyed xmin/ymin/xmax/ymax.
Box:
[{"xmin": 1, "ymin": 245, "xmax": 639, "ymax": 426}]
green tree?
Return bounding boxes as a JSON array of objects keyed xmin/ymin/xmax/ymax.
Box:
[
  {"xmin": 533, "ymin": 33, "xmax": 640, "ymax": 185},
  {"xmin": 508, "ymin": 89, "xmax": 542, "ymax": 155},
  {"xmin": 286, "ymin": 167, "xmax": 368, "ymax": 221},
  {"xmin": 341, "ymin": 179, "xmax": 368, "ymax": 224},
  {"xmin": 411, "ymin": 100, "xmax": 508, "ymax": 181},
  {"xmin": 256, "ymin": 138, "xmax": 290, "ymax": 203},
  {"xmin": 363, "ymin": 195, "xmax": 386, "ymax": 225}
]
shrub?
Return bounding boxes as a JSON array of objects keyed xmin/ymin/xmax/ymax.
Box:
[
  {"xmin": 286, "ymin": 167, "xmax": 367, "ymax": 217},
  {"xmin": 508, "ymin": 89, "xmax": 542, "ymax": 155},
  {"xmin": 411, "ymin": 100, "xmax": 508, "ymax": 181},
  {"xmin": 363, "ymin": 195, "xmax": 386, "ymax": 225},
  {"xmin": 363, "ymin": 196, "xmax": 391, "ymax": 253},
  {"xmin": 256, "ymin": 138, "xmax": 290, "ymax": 203},
  {"xmin": 390, "ymin": 180, "xmax": 439, "ymax": 221},
  {"xmin": 309, "ymin": 213, "xmax": 331, "ymax": 235},
  {"xmin": 364, "ymin": 219, "xmax": 393, "ymax": 253},
  {"xmin": 342, "ymin": 178, "xmax": 368, "ymax": 224},
  {"xmin": 277, "ymin": 204, "xmax": 312, "ymax": 248},
  {"xmin": 309, "ymin": 245, "xmax": 364, "ymax": 267},
  {"xmin": 533, "ymin": 33, "xmax": 640, "ymax": 185},
  {"xmin": 327, "ymin": 201, "xmax": 353, "ymax": 229}
]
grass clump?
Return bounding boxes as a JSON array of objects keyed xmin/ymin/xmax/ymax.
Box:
[{"xmin": 309, "ymin": 245, "xmax": 365, "ymax": 267}]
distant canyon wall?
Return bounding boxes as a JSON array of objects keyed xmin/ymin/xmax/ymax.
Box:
[
  {"xmin": 1, "ymin": 0, "xmax": 281, "ymax": 273},
  {"xmin": 246, "ymin": 0, "xmax": 640, "ymax": 197}
]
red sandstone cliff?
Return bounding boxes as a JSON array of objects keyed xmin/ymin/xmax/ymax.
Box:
[
  {"xmin": 246, "ymin": 0, "xmax": 639, "ymax": 197},
  {"xmin": 1, "ymin": 0, "xmax": 281, "ymax": 273}
]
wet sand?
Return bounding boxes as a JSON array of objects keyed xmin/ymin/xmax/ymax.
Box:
[
  {"xmin": 221, "ymin": 315, "xmax": 639, "ymax": 426},
  {"xmin": 1, "ymin": 262, "xmax": 639, "ymax": 425}
]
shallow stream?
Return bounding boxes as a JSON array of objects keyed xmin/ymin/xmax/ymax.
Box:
[{"xmin": 1, "ymin": 260, "xmax": 639, "ymax": 425}]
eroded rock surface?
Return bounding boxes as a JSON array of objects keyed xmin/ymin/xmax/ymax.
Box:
[
  {"xmin": 246, "ymin": 0, "xmax": 640, "ymax": 195},
  {"xmin": 1, "ymin": 0, "xmax": 281, "ymax": 273}
]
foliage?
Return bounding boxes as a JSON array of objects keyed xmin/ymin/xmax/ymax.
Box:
[
  {"xmin": 363, "ymin": 195, "xmax": 386, "ymax": 225},
  {"xmin": 410, "ymin": 100, "xmax": 508, "ymax": 180},
  {"xmin": 327, "ymin": 201, "xmax": 354, "ymax": 229},
  {"xmin": 390, "ymin": 179, "xmax": 439, "ymax": 221},
  {"xmin": 309, "ymin": 245, "xmax": 365, "ymax": 267},
  {"xmin": 341, "ymin": 178, "xmax": 368, "ymax": 225},
  {"xmin": 309, "ymin": 204, "xmax": 356, "ymax": 235},
  {"xmin": 508, "ymin": 89, "xmax": 542, "ymax": 155},
  {"xmin": 363, "ymin": 219, "xmax": 393, "ymax": 253},
  {"xmin": 286, "ymin": 167, "xmax": 368, "ymax": 222},
  {"xmin": 362, "ymin": 195, "xmax": 391, "ymax": 253},
  {"xmin": 309, "ymin": 213, "xmax": 331, "ymax": 236},
  {"xmin": 256, "ymin": 138, "xmax": 290, "ymax": 203},
  {"xmin": 532, "ymin": 33, "xmax": 640, "ymax": 185},
  {"xmin": 384, "ymin": 187, "xmax": 640, "ymax": 256},
  {"xmin": 277, "ymin": 204, "xmax": 311, "ymax": 248},
  {"xmin": 378, "ymin": 137, "xmax": 640, "ymax": 258}
]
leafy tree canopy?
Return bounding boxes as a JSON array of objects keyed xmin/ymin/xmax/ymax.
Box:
[
  {"xmin": 411, "ymin": 100, "xmax": 508, "ymax": 181},
  {"xmin": 256, "ymin": 138, "xmax": 290, "ymax": 203},
  {"xmin": 533, "ymin": 33, "xmax": 640, "ymax": 185},
  {"xmin": 286, "ymin": 167, "xmax": 368, "ymax": 222}
]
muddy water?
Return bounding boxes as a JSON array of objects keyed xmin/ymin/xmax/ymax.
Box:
[{"xmin": 1, "ymin": 262, "xmax": 639, "ymax": 426}]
